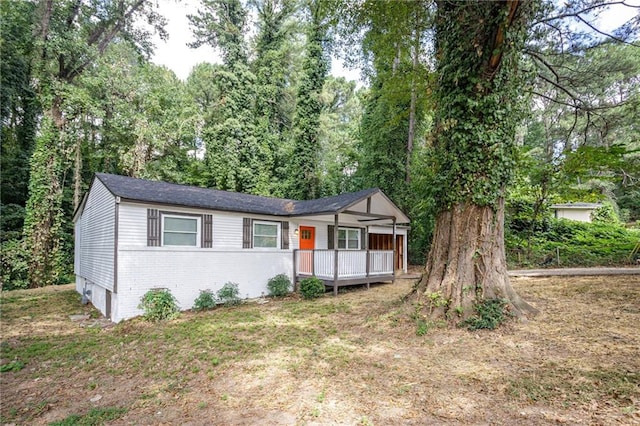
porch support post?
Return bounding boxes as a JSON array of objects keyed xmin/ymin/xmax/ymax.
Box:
[
  {"xmin": 365, "ymin": 196, "xmax": 371, "ymax": 289},
  {"xmin": 333, "ymin": 214, "xmax": 339, "ymax": 296},
  {"xmin": 392, "ymin": 218, "xmax": 397, "ymax": 281},
  {"xmin": 365, "ymin": 225, "xmax": 370, "ymax": 289},
  {"xmin": 293, "ymin": 249, "xmax": 298, "ymax": 292}
]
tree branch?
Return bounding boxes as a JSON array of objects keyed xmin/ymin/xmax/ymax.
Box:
[
  {"xmin": 575, "ymin": 15, "xmax": 640, "ymax": 47},
  {"xmin": 532, "ymin": 90, "xmax": 580, "ymax": 109},
  {"xmin": 533, "ymin": 1, "xmax": 638, "ymax": 25},
  {"xmin": 525, "ymin": 49, "xmax": 560, "ymax": 82},
  {"xmin": 536, "ymin": 73, "xmax": 582, "ymax": 106}
]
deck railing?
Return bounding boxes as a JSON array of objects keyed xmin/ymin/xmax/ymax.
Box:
[{"xmin": 295, "ymin": 249, "xmax": 394, "ymax": 280}]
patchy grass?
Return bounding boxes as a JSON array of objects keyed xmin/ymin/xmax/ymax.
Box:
[
  {"xmin": 1, "ymin": 276, "xmax": 639, "ymax": 425},
  {"xmin": 48, "ymin": 407, "xmax": 128, "ymax": 426}
]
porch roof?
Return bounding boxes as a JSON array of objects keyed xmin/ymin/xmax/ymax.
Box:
[{"xmin": 89, "ymin": 173, "xmax": 410, "ymax": 224}]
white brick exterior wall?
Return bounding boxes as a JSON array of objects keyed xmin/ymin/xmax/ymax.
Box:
[{"xmin": 112, "ymin": 202, "xmax": 295, "ymax": 322}]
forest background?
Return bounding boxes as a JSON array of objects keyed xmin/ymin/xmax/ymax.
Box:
[{"xmin": 1, "ymin": 0, "xmax": 639, "ymax": 290}]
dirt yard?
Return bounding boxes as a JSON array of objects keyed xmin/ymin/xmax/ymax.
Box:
[{"xmin": 1, "ymin": 274, "xmax": 639, "ymax": 425}]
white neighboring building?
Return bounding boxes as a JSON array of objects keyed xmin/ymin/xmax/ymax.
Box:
[
  {"xmin": 550, "ymin": 203, "xmax": 602, "ymax": 223},
  {"xmin": 74, "ymin": 173, "xmax": 410, "ymax": 322}
]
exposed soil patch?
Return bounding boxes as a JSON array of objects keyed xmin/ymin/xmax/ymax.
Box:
[{"xmin": 1, "ymin": 275, "xmax": 639, "ymax": 425}]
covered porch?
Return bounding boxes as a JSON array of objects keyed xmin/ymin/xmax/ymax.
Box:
[{"xmin": 290, "ymin": 188, "xmax": 410, "ymax": 295}]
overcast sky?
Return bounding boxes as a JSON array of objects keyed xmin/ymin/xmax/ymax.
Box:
[
  {"xmin": 150, "ymin": 0, "xmax": 360, "ymax": 81},
  {"xmin": 150, "ymin": 0, "xmax": 638, "ymax": 82}
]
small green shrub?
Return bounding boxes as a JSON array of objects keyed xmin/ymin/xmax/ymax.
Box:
[
  {"xmin": 0, "ymin": 360, "xmax": 25, "ymax": 373},
  {"xmin": 267, "ymin": 274, "xmax": 292, "ymax": 297},
  {"xmin": 461, "ymin": 298, "xmax": 509, "ymax": 330},
  {"xmin": 138, "ymin": 289, "xmax": 180, "ymax": 321},
  {"xmin": 299, "ymin": 277, "xmax": 325, "ymax": 299},
  {"xmin": 217, "ymin": 282, "xmax": 241, "ymax": 306},
  {"xmin": 193, "ymin": 289, "xmax": 216, "ymax": 311},
  {"xmin": 0, "ymin": 238, "xmax": 29, "ymax": 290},
  {"xmin": 416, "ymin": 320, "xmax": 429, "ymax": 336}
]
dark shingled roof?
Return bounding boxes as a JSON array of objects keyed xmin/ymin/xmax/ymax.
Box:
[{"xmin": 95, "ymin": 173, "xmax": 381, "ymax": 217}]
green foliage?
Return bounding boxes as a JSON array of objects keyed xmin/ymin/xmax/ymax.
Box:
[
  {"xmin": 318, "ymin": 77, "xmax": 362, "ymax": 196},
  {"xmin": 0, "ymin": 360, "xmax": 25, "ymax": 373},
  {"xmin": 267, "ymin": 274, "xmax": 292, "ymax": 297},
  {"xmin": 49, "ymin": 407, "xmax": 128, "ymax": 426},
  {"xmin": 506, "ymin": 218, "xmax": 639, "ymax": 267},
  {"xmin": 193, "ymin": 289, "xmax": 217, "ymax": 311},
  {"xmin": 0, "ymin": 238, "xmax": 29, "ymax": 290},
  {"xmin": 251, "ymin": 0, "xmax": 298, "ymax": 196},
  {"xmin": 299, "ymin": 277, "xmax": 325, "ymax": 299},
  {"xmin": 415, "ymin": 320, "xmax": 429, "ymax": 336},
  {"xmin": 431, "ymin": 2, "xmax": 533, "ymax": 209},
  {"xmin": 217, "ymin": 282, "xmax": 242, "ymax": 306},
  {"xmin": 407, "ymin": 143, "xmax": 437, "ymax": 264},
  {"xmin": 590, "ymin": 203, "xmax": 620, "ymax": 224},
  {"xmin": 356, "ymin": 80, "xmax": 411, "ymax": 200},
  {"xmin": 461, "ymin": 298, "xmax": 509, "ymax": 331},
  {"xmin": 0, "ymin": 0, "xmax": 38, "ymax": 233},
  {"xmin": 287, "ymin": 1, "xmax": 329, "ymax": 200},
  {"xmin": 22, "ymin": 118, "xmax": 66, "ymax": 288},
  {"xmin": 138, "ymin": 289, "xmax": 180, "ymax": 321},
  {"xmin": 188, "ymin": 0, "xmax": 249, "ymax": 66}
]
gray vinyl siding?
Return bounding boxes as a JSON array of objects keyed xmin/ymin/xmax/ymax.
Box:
[{"xmin": 75, "ymin": 179, "xmax": 116, "ymax": 291}]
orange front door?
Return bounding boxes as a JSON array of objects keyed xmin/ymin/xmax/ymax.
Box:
[
  {"xmin": 299, "ymin": 226, "xmax": 315, "ymax": 250},
  {"xmin": 299, "ymin": 226, "xmax": 315, "ymax": 274}
]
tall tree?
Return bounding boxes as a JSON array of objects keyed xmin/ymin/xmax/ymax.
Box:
[
  {"xmin": 412, "ymin": 0, "xmax": 639, "ymax": 321},
  {"xmin": 317, "ymin": 76, "xmax": 362, "ymax": 196},
  {"xmin": 251, "ymin": 0, "xmax": 298, "ymax": 195},
  {"xmin": 287, "ymin": 0, "xmax": 329, "ymax": 200},
  {"xmin": 412, "ymin": 1, "xmax": 539, "ymax": 321},
  {"xmin": 22, "ymin": 0, "xmax": 165, "ymax": 287},
  {"xmin": 0, "ymin": 0, "xmax": 39, "ymax": 242},
  {"xmin": 189, "ymin": 0, "xmax": 263, "ymax": 194},
  {"xmin": 190, "ymin": 0, "xmax": 249, "ymax": 66}
]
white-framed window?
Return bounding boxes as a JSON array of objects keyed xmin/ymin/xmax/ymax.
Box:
[
  {"xmin": 338, "ymin": 228, "xmax": 360, "ymax": 250},
  {"xmin": 253, "ymin": 221, "xmax": 279, "ymax": 249},
  {"xmin": 162, "ymin": 215, "xmax": 200, "ymax": 247}
]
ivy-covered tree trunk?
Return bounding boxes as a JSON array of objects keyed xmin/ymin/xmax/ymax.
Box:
[
  {"xmin": 23, "ymin": 118, "xmax": 65, "ymax": 287},
  {"xmin": 22, "ymin": 0, "xmax": 163, "ymax": 286},
  {"xmin": 412, "ymin": 0, "xmax": 538, "ymax": 321},
  {"xmin": 287, "ymin": 0, "xmax": 328, "ymax": 200}
]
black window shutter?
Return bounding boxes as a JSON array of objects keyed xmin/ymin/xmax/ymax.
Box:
[
  {"xmin": 202, "ymin": 214, "xmax": 213, "ymax": 248},
  {"xmin": 242, "ymin": 218, "xmax": 252, "ymax": 248},
  {"xmin": 328, "ymin": 225, "xmax": 335, "ymax": 249},
  {"xmin": 281, "ymin": 221, "xmax": 289, "ymax": 249},
  {"xmin": 147, "ymin": 209, "xmax": 160, "ymax": 246},
  {"xmin": 361, "ymin": 228, "xmax": 366, "ymax": 250}
]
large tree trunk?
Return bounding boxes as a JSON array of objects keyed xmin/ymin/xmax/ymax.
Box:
[
  {"xmin": 410, "ymin": 0, "xmax": 539, "ymax": 323},
  {"xmin": 417, "ymin": 199, "xmax": 538, "ymax": 321}
]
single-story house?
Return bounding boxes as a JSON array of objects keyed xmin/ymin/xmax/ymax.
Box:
[
  {"xmin": 550, "ymin": 202, "xmax": 602, "ymax": 223},
  {"xmin": 74, "ymin": 173, "xmax": 410, "ymax": 322}
]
